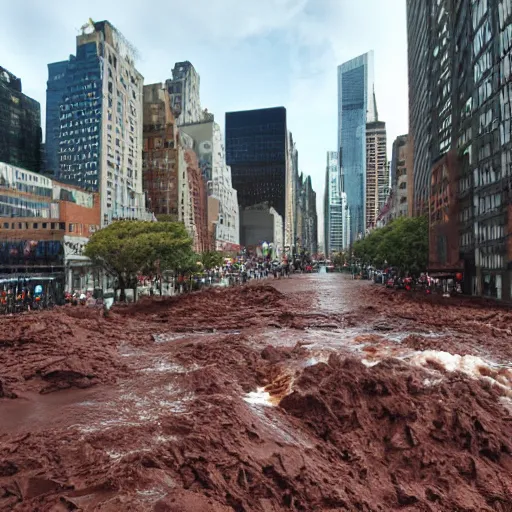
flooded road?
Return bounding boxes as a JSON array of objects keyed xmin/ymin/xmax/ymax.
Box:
[{"xmin": 1, "ymin": 273, "xmax": 511, "ymax": 511}]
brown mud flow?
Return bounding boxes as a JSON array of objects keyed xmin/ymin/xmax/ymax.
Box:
[{"xmin": 0, "ymin": 274, "xmax": 511, "ymax": 511}]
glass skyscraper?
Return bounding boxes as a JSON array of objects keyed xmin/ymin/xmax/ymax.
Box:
[
  {"xmin": 225, "ymin": 107, "xmax": 287, "ymax": 220},
  {"xmin": 338, "ymin": 51, "xmax": 375, "ymax": 242}
]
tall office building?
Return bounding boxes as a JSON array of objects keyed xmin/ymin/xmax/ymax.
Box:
[
  {"xmin": 324, "ymin": 151, "xmax": 349, "ymax": 254},
  {"xmin": 297, "ymin": 173, "xmax": 318, "ymax": 256},
  {"xmin": 406, "ymin": 1, "xmax": 431, "ymax": 216},
  {"xmin": 46, "ymin": 20, "xmax": 150, "ymax": 226},
  {"xmin": 389, "ymin": 134, "xmax": 410, "ymax": 220},
  {"xmin": 338, "ymin": 51, "xmax": 375, "ymax": 242},
  {"xmin": 286, "ymin": 131, "xmax": 299, "ymax": 249},
  {"xmin": 365, "ymin": 119, "xmax": 387, "ymax": 230},
  {"xmin": 0, "ymin": 66, "xmax": 41, "ymax": 173},
  {"xmin": 408, "ymin": 0, "xmax": 512, "ymax": 299},
  {"xmin": 225, "ymin": 107, "xmax": 288, "ymax": 250}
]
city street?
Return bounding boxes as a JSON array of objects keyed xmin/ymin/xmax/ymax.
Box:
[{"xmin": 0, "ymin": 273, "xmax": 511, "ymax": 510}]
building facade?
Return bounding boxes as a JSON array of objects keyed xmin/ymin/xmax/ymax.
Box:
[
  {"xmin": 297, "ymin": 173, "xmax": 318, "ymax": 256},
  {"xmin": 338, "ymin": 51, "xmax": 376, "ymax": 243},
  {"xmin": 0, "ymin": 161, "xmax": 100, "ymax": 293},
  {"xmin": 0, "ymin": 66, "xmax": 41, "ymax": 173},
  {"xmin": 408, "ymin": 0, "xmax": 512, "ymax": 299},
  {"xmin": 143, "ymin": 84, "xmax": 180, "ymax": 220},
  {"xmin": 163, "ymin": 62, "xmax": 238, "ymax": 251},
  {"xmin": 365, "ymin": 120, "xmax": 387, "ymax": 230},
  {"xmin": 225, "ymin": 107, "xmax": 288, "ymax": 250},
  {"xmin": 179, "ymin": 119, "xmax": 239, "ymax": 251},
  {"xmin": 390, "ymin": 134, "xmax": 409, "ymax": 219},
  {"xmin": 166, "ymin": 61, "xmax": 203, "ymax": 126},
  {"xmin": 406, "ymin": 0, "xmax": 432, "ymax": 216},
  {"xmin": 183, "ymin": 148, "xmax": 210, "ymax": 253},
  {"xmin": 286, "ymin": 131, "xmax": 299, "ymax": 250},
  {"xmin": 46, "ymin": 20, "xmax": 150, "ymax": 226},
  {"xmin": 324, "ymin": 151, "xmax": 349, "ymax": 254}
]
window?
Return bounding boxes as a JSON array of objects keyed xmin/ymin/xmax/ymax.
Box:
[
  {"xmin": 51, "ymin": 223, "xmax": 56, "ymax": 230},
  {"xmin": 42, "ymin": 223, "xmax": 47, "ymax": 229},
  {"xmin": 59, "ymin": 222, "xmax": 66, "ymax": 230},
  {"xmin": 69, "ymin": 223, "xmax": 75, "ymax": 232},
  {"xmin": 2, "ymin": 222, "xmax": 8, "ymax": 229},
  {"xmin": 33, "ymin": 223, "xmax": 38, "ymax": 229}
]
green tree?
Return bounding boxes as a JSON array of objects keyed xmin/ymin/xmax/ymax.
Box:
[
  {"xmin": 84, "ymin": 220, "xmax": 194, "ymax": 302},
  {"xmin": 332, "ymin": 252, "xmax": 347, "ymax": 269},
  {"xmin": 352, "ymin": 216, "xmax": 428, "ymax": 275},
  {"xmin": 200, "ymin": 250, "xmax": 225, "ymax": 270}
]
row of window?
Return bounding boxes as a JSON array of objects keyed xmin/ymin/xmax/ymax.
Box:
[{"xmin": 0, "ymin": 221, "xmax": 97, "ymax": 233}]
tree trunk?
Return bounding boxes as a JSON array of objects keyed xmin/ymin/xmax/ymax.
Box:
[{"xmin": 119, "ymin": 276, "xmax": 126, "ymax": 302}]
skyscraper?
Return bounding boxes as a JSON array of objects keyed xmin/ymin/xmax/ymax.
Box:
[
  {"xmin": 365, "ymin": 119, "xmax": 387, "ymax": 230},
  {"xmin": 338, "ymin": 51, "xmax": 375, "ymax": 243},
  {"xmin": 46, "ymin": 20, "xmax": 150, "ymax": 226},
  {"xmin": 0, "ymin": 66, "xmax": 41, "ymax": 173},
  {"xmin": 225, "ymin": 107, "xmax": 288, "ymax": 249},
  {"xmin": 406, "ymin": 0, "xmax": 431, "ymax": 216},
  {"xmin": 324, "ymin": 151, "xmax": 349, "ymax": 254},
  {"xmin": 407, "ymin": 0, "xmax": 512, "ymax": 299}
]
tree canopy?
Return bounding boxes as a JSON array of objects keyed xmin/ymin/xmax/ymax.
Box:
[
  {"xmin": 352, "ymin": 216, "xmax": 428, "ymax": 274},
  {"xmin": 84, "ymin": 220, "xmax": 194, "ymax": 301},
  {"xmin": 200, "ymin": 250, "xmax": 225, "ymax": 270}
]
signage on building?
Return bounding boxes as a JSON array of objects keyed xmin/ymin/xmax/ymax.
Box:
[{"xmin": 63, "ymin": 236, "xmax": 90, "ymax": 261}]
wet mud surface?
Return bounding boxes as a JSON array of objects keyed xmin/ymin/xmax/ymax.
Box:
[{"xmin": 0, "ymin": 274, "xmax": 511, "ymax": 511}]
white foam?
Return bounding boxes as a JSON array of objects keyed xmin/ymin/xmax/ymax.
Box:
[
  {"xmin": 244, "ymin": 387, "xmax": 273, "ymax": 406},
  {"xmin": 408, "ymin": 350, "xmax": 512, "ymax": 397}
]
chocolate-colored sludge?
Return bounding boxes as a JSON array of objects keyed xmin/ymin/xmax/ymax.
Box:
[{"xmin": 0, "ymin": 276, "xmax": 511, "ymax": 511}]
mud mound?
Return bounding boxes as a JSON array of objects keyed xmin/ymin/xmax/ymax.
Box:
[
  {"xmin": 280, "ymin": 355, "xmax": 512, "ymax": 510},
  {"xmin": 357, "ymin": 286, "xmax": 512, "ymax": 363},
  {"xmin": 113, "ymin": 285, "xmax": 287, "ymax": 332},
  {"xmin": 0, "ymin": 310, "xmax": 127, "ymax": 397}
]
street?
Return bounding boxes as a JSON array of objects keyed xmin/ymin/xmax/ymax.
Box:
[{"xmin": 0, "ymin": 273, "xmax": 511, "ymax": 511}]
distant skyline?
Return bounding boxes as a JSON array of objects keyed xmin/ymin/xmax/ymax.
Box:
[{"xmin": 0, "ymin": 0, "xmax": 408, "ymax": 245}]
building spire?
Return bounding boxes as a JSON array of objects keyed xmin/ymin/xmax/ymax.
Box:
[{"xmin": 373, "ymin": 86, "xmax": 378, "ymax": 122}]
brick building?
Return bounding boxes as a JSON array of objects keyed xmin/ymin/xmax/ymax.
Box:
[
  {"xmin": 0, "ymin": 162, "xmax": 100, "ymax": 293},
  {"xmin": 143, "ymin": 84, "xmax": 179, "ymax": 219},
  {"xmin": 184, "ymin": 149, "xmax": 210, "ymax": 252}
]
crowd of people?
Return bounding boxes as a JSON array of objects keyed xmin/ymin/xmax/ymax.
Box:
[{"xmin": 0, "ymin": 255, "xmax": 317, "ymax": 314}]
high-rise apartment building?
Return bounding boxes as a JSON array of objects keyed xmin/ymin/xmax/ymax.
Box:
[
  {"xmin": 166, "ymin": 62, "xmax": 238, "ymax": 250},
  {"xmin": 390, "ymin": 134, "xmax": 409, "ymax": 219},
  {"xmin": 324, "ymin": 151, "xmax": 349, "ymax": 254},
  {"xmin": 0, "ymin": 66, "xmax": 41, "ymax": 173},
  {"xmin": 142, "ymin": 84, "xmax": 180, "ymax": 219},
  {"xmin": 166, "ymin": 62, "xmax": 203, "ymax": 126},
  {"xmin": 408, "ymin": 0, "xmax": 512, "ymax": 299},
  {"xmin": 365, "ymin": 120, "xmax": 387, "ymax": 230},
  {"xmin": 46, "ymin": 20, "xmax": 150, "ymax": 226},
  {"xmin": 338, "ymin": 51, "xmax": 375, "ymax": 242},
  {"xmin": 225, "ymin": 107, "xmax": 288, "ymax": 250},
  {"xmin": 406, "ymin": 1, "xmax": 431, "ymax": 216}
]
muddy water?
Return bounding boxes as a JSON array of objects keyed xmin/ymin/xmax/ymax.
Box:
[
  {"xmin": 1, "ymin": 272, "xmax": 511, "ymax": 511},
  {"xmin": 2, "ymin": 273, "xmax": 510, "ymax": 436}
]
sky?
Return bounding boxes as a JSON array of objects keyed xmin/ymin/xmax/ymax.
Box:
[{"xmin": 0, "ymin": 0, "xmax": 408, "ymax": 246}]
